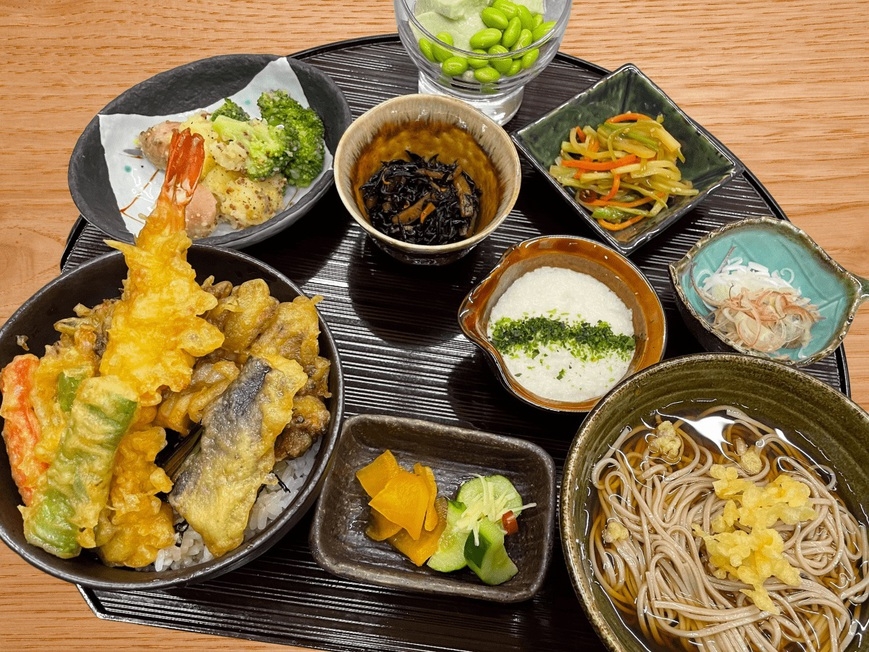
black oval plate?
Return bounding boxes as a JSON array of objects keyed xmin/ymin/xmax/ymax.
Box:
[{"xmin": 68, "ymin": 54, "xmax": 352, "ymax": 249}]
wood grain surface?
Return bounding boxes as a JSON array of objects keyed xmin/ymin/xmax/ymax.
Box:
[{"xmin": 1, "ymin": 1, "xmax": 867, "ymax": 650}]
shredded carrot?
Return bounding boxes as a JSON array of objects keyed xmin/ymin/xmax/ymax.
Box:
[
  {"xmin": 574, "ymin": 128, "xmax": 586, "ymax": 142},
  {"xmin": 599, "ymin": 173, "xmax": 620, "ymax": 202},
  {"xmin": 563, "ymin": 154, "xmax": 638, "ymax": 171},
  {"xmin": 597, "ymin": 214, "xmax": 646, "ymax": 231},
  {"xmin": 588, "ymin": 195, "xmax": 656, "ymax": 208},
  {"xmin": 606, "ymin": 112, "xmax": 655, "ymax": 123}
]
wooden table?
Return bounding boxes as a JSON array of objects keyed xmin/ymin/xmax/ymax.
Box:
[{"xmin": 1, "ymin": 1, "xmax": 867, "ymax": 649}]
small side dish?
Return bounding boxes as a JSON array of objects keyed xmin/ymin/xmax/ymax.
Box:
[
  {"xmin": 548, "ymin": 113, "xmax": 698, "ymax": 232},
  {"xmin": 511, "ymin": 63, "xmax": 741, "ymax": 255},
  {"xmin": 138, "ymin": 92, "xmax": 326, "ymax": 238},
  {"xmin": 69, "ymin": 54, "xmax": 352, "ymax": 249},
  {"xmin": 670, "ymin": 216, "xmax": 869, "ymax": 367},
  {"xmin": 395, "ymin": 0, "xmax": 572, "ymax": 124},
  {"xmin": 310, "ymin": 414, "xmax": 555, "ymax": 602},
  {"xmin": 333, "ymin": 94, "xmax": 521, "ymax": 265},
  {"xmin": 412, "ymin": 0, "xmax": 557, "ymax": 84},
  {"xmin": 487, "ymin": 266, "xmax": 636, "ymax": 403},
  {"xmin": 356, "ymin": 449, "xmax": 534, "ymax": 585},
  {"xmin": 459, "ymin": 235, "xmax": 666, "ymax": 412}
]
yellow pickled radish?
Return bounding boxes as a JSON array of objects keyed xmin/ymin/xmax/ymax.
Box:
[
  {"xmin": 388, "ymin": 497, "xmax": 448, "ymax": 566},
  {"xmin": 414, "ymin": 462, "xmax": 440, "ymax": 532},
  {"xmin": 365, "ymin": 507, "xmax": 403, "ymax": 541},
  {"xmin": 356, "ymin": 449, "xmax": 400, "ymax": 497},
  {"xmin": 367, "ymin": 468, "xmax": 430, "ymax": 540}
]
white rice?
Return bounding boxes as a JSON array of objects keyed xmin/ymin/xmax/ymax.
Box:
[
  {"xmin": 152, "ymin": 438, "xmax": 321, "ymax": 571},
  {"xmin": 487, "ymin": 266, "xmax": 635, "ymax": 403}
]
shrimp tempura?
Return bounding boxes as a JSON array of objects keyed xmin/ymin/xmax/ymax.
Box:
[{"xmin": 100, "ymin": 129, "xmax": 224, "ymax": 407}]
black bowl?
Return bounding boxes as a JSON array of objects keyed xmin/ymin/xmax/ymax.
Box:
[
  {"xmin": 68, "ymin": 54, "xmax": 352, "ymax": 249},
  {"xmin": 0, "ymin": 245, "xmax": 344, "ymax": 589}
]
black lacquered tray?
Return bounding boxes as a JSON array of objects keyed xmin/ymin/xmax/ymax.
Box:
[{"xmin": 62, "ymin": 35, "xmax": 850, "ymax": 651}]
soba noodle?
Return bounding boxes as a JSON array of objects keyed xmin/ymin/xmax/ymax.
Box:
[{"xmin": 589, "ymin": 405, "xmax": 869, "ymax": 652}]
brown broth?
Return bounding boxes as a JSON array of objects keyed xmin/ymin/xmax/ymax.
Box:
[
  {"xmin": 350, "ymin": 119, "xmax": 501, "ymax": 237},
  {"xmin": 585, "ymin": 404, "xmax": 868, "ymax": 652}
]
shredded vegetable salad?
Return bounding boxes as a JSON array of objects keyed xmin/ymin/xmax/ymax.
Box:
[
  {"xmin": 549, "ymin": 112, "xmax": 698, "ymax": 231},
  {"xmin": 691, "ymin": 255, "xmax": 822, "ymax": 355}
]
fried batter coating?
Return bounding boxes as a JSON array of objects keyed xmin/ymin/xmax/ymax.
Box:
[
  {"xmin": 101, "ymin": 131, "xmax": 224, "ymax": 408},
  {"xmin": 95, "ymin": 426, "xmax": 175, "ymax": 568},
  {"xmin": 274, "ymin": 394, "xmax": 330, "ymax": 461},
  {"xmin": 204, "ymin": 279, "xmax": 278, "ymax": 357},
  {"xmin": 155, "ymin": 360, "xmax": 240, "ymax": 436},
  {"xmin": 250, "ymin": 296, "xmax": 323, "ymax": 367},
  {"xmin": 169, "ymin": 355, "xmax": 307, "ymax": 556}
]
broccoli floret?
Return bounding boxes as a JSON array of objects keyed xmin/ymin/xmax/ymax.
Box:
[
  {"xmin": 211, "ymin": 115, "xmax": 293, "ymax": 181},
  {"xmin": 210, "ymin": 98, "xmax": 250, "ymax": 122},
  {"xmin": 257, "ymin": 90, "xmax": 325, "ymax": 187}
]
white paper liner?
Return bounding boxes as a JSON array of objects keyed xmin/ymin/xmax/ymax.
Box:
[{"xmin": 99, "ymin": 58, "xmax": 334, "ymax": 238}]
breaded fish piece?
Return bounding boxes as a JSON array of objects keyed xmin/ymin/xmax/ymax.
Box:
[{"xmin": 168, "ymin": 354, "xmax": 306, "ymax": 556}]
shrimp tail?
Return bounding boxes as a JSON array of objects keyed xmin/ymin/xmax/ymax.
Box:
[{"xmin": 147, "ymin": 128, "xmax": 205, "ymax": 235}]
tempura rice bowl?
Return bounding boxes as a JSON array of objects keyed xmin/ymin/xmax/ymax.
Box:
[{"xmin": 0, "ymin": 245, "xmax": 344, "ymax": 590}]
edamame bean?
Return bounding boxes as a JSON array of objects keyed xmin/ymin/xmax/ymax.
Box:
[
  {"xmin": 442, "ymin": 56, "xmax": 469, "ymax": 77},
  {"xmin": 516, "ymin": 5, "xmax": 535, "ymax": 30},
  {"xmin": 474, "ymin": 66, "xmax": 501, "ymax": 83},
  {"xmin": 418, "ymin": 38, "xmax": 437, "ymax": 63},
  {"xmin": 532, "ymin": 13, "xmax": 544, "ymax": 29},
  {"xmin": 507, "ymin": 58, "xmax": 522, "ymax": 76},
  {"xmin": 520, "ymin": 47, "xmax": 540, "ymax": 69},
  {"xmin": 532, "ymin": 21, "xmax": 556, "ymax": 42},
  {"xmin": 488, "ymin": 45, "xmax": 513, "ymax": 73},
  {"xmin": 469, "ymin": 27, "xmax": 503, "ymax": 50},
  {"xmin": 432, "ymin": 32, "xmax": 455, "ymax": 62},
  {"xmin": 511, "ymin": 28, "xmax": 533, "ymax": 51},
  {"xmin": 501, "ymin": 16, "xmax": 521, "ymax": 48},
  {"xmin": 468, "ymin": 49, "xmax": 489, "ymax": 69},
  {"xmin": 492, "ymin": 0, "xmax": 518, "ymax": 20},
  {"xmin": 480, "ymin": 7, "xmax": 509, "ymax": 30}
]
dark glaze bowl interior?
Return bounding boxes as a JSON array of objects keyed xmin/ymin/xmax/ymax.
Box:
[
  {"xmin": 458, "ymin": 235, "xmax": 667, "ymax": 412},
  {"xmin": 0, "ymin": 245, "xmax": 344, "ymax": 590},
  {"xmin": 333, "ymin": 94, "xmax": 522, "ymax": 265}
]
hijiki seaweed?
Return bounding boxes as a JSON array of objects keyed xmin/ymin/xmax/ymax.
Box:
[{"xmin": 360, "ymin": 151, "xmax": 481, "ymax": 245}]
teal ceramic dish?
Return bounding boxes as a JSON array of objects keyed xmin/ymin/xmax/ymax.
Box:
[
  {"xmin": 669, "ymin": 216, "xmax": 869, "ymax": 367},
  {"xmin": 560, "ymin": 353, "xmax": 869, "ymax": 652},
  {"xmin": 511, "ymin": 63, "xmax": 742, "ymax": 255}
]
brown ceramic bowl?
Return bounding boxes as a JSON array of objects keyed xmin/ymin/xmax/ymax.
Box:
[
  {"xmin": 560, "ymin": 353, "xmax": 869, "ymax": 652},
  {"xmin": 309, "ymin": 413, "xmax": 556, "ymax": 602},
  {"xmin": 458, "ymin": 235, "xmax": 667, "ymax": 412},
  {"xmin": 333, "ymin": 94, "xmax": 522, "ymax": 265}
]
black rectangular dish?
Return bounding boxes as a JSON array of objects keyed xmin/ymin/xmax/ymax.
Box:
[{"xmin": 62, "ymin": 35, "xmax": 850, "ymax": 652}]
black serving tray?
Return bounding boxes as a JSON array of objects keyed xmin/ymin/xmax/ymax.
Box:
[{"xmin": 62, "ymin": 35, "xmax": 849, "ymax": 651}]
